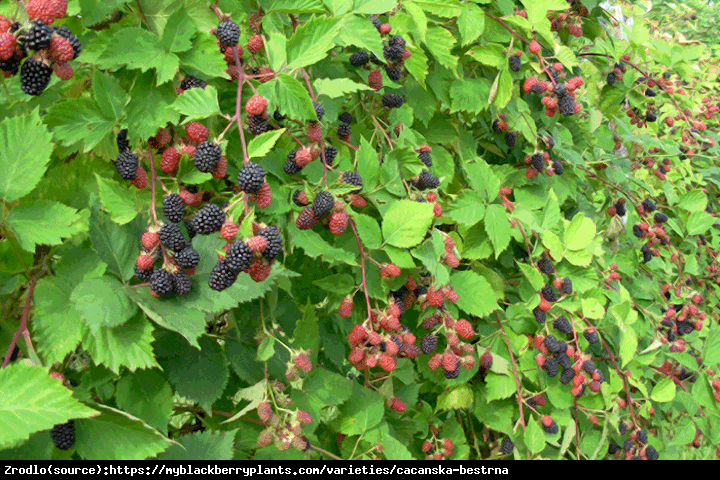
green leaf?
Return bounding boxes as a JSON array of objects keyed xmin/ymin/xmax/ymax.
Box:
[
  {"xmin": 115, "ymin": 369, "xmax": 173, "ymax": 435},
  {"xmin": 0, "ymin": 363, "xmax": 98, "ymax": 450},
  {"xmin": 356, "ymin": 137, "xmax": 379, "ymax": 191},
  {"xmin": 335, "ymin": 383, "xmax": 384, "ymax": 435},
  {"xmin": 452, "ymin": 271, "xmax": 498, "ymax": 318},
  {"xmin": 485, "ymin": 373, "xmax": 515, "ymax": 401},
  {"xmin": 32, "ymin": 277, "xmax": 84, "ymax": 366},
  {"xmin": 97, "ymin": 28, "xmax": 179, "ymax": 85},
  {"xmin": 286, "ymin": 17, "xmax": 341, "ymax": 69},
  {"xmin": 687, "ymin": 211, "xmax": 716, "ymax": 235},
  {"xmin": 457, "ymin": 3, "xmax": 485, "ymax": 46},
  {"xmin": 564, "ymin": 213, "xmax": 596, "ymax": 251},
  {"xmin": 74, "ymin": 406, "xmax": 171, "ymax": 460},
  {"xmin": 352, "ymin": 0, "xmax": 398, "ymax": 14},
  {"xmin": 289, "ymin": 224, "xmax": 358, "ymax": 265},
  {"xmin": 525, "ymin": 420, "xmax": 546, "ymax": 455},
  {"xmin": 382, "ymin": 200, "xmax": 434, "ymax": 248},
  {"xmin": 484, "ymin": 204, "xmax": 512, "ymax": 257},
  {"xmin": 95, "ymin": 174, "xmax": 138, "ymax": 225},
  {"xmin": 256, "ymin": 336, "xmax": 276, "ymax": 361},
  {"xmin": 350, "ymin": 211, "xmax": 382, "ymax": 250},
  {"xmin": 677, "ymin": 190, "xmax": 707, "ymax": 212},
  {"xmin": 450, "ymin": 78, "xmax": 490, "ymax": 115},
  {"xmin": 404, "ymin": 2, "xmax": 427, "ymax": 41},
  {"xmin": 81, "ymin": 314, "xmax": 159, "ymax": 374},
  {"xmin": 437, "ymin": 385, "xmax": 474, "ymax": 410},
  {"xmin": 447, "ymin": 190, "xmax": 485, "ymax": 225},
  {"xmin": 124, "ymin": 73, "xmax": 180, "ymax": 141},
  {"xmin": 493, "ymin": 69, "xmax": 513, "ymax": 108},
  {"xmin": 336, "ymin": 15, "xmax": 384, "ymax": 60},
  {"xmin": 703, "ymin": 328, "xmax": 720, "ymax": 367},
  {"xmin": 425, "ymin": 26, "xmax": 458, "ymax": 71},
  {"xmin": 93, "ymin": 70, "xmax": 128, "ymax": 120},
  {"xmin": 313, "ymin": 78, "xmax": 373, "ymax": 98},
  {"xmin": 161, "ymin": 9, "xmax": 195, "ymax": 53},
  {"xmin": 177, "ymin": 35, "xmax": 229, "ymax": 79},
  {"xmin": 0, "ymin": 110, "xmax": 54, "ymax": 203},
  {"xmin": 650, "ymin": 378, "xmax": 676, "ymax": 402},
  {"xmin": 619, "ymin": 326, "xmax": 638, "ymax": 368},
  {"xmin": 89, "ymin": 203, "xmax": 141, "ymax": 282},
  {"xmin": 581, "ymin": 297, "xmax": 604, "ymax": 319},
  {"xmin": 274, "ymin": 74, "xmax": 317, "ymax": 121},
  {"xmin": 160, "ymin": 430, "xmax": 236, "ymax": 460},
  {"xmin": 6, "ymin": 201, "xmax": 84, "ymax": 252},
  {"xmin": 247, "ymin": 129, "xmax": 287, "ymax": 160},
  {"xmin": 71, "ymin": 276, "xmax": 138, "ymax": 330},
  {"xmin": 172, "ymin": 86, "xmax": 221, "ymax": 122}
]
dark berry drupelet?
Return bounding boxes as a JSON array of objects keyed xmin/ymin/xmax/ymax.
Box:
[
  {"xmin": 553, "ymin": 83, "xmax": 567, "ymax": 96},
  {"xmin": 117, "ymin": 129, "xmax": 129, "ymax": 152},
  {"xmin": 258, "ymin": 226, "xmax": 283, "ymax": 260},
  {"xmin": 342, "ymin": 171, "xmax": 363, "ymax": 193},
  {"xmin": 339, "ymin": 112, "xmax": 353, "ymax": 124},
  {"xmin": 641, "ymin": 198, "xmax": 656, "ymax": 212},
  {"xmin": 313, "ymin": 101, "xmax": 325, "ymax": 121},
  {"xmin": 26, "ymin": 21, "xmax": 52, "ymax": 51},
  {"xmin": 388, "ymin": 35, "xmax": 406, "ymax": 48},
  {"xmin": 216, "ymin": 20, "xmax": 240, "ymax": 47},
  {"xmin": 584, "ymin": 329, "xmax": 599, "ymax": 344},
  {"xmin": 558, "ymin": 94, "xmax": 575, "ymax": 116},
  {"xmin": 248, "ymin": 115, "xmax": 269, "ymax": 134},
  {"xmin": 194, "ymin": 141, "xmax": 222, "ymax": 173},
  {"xmin": 501, "ymin": 436, "xmax": 514, "ymax": 454},
  {"xmin": 53, "ymin": 26, "xmax": 81, "ymax": 59},
  {"xmin": 312, "ymin": 191, "xmax": 334, "ymax": 217},
  {"xmin": 180, "ymin": 75, "xmax": 207, "ymax": 90},
  {"xmin": 637, "ymin": 429, "xmax": 648, "ymax": 444},
  {"xmin": 418, "ymin": 150, "xmax": 432, "ymax": 167},
  {"xmin": 192, "ymin": 203, "xmax": 225, "ymax": 235},
  {"xmin": 116, "ymin": 150, "xmax": 139, "ymax": 180},
  {"xmin": 537, "ymin": 258, "xmax": 553, "ymax": 274},
  {"xmin": 173, "ymin": 271, "xmax": 192, "ymax": 296},
  {"xmin": 208, "ymin": 261, "xmax": 238, "ymax": 291},
  {"xmin": 150, "ymin": 269, "xmax": 175, "ymax": 296},
  {"xmin": 531, "ymin": 153, "xmax": 545, "ymax": 171},
  {"xmin": 544, "ymin": 335, "xmax": 563, "ymax": 354},
  {"xmin": 420, "ymin": 334, "xmax": 438, "ymax": 354},
  {"xmin": 443, "ymin": 363, "xmax": 460, "ymax": 379},
  {"xmin": 284, "ymin": 150, "xmax": 302, "ymax": 175},
  {"xmin": 608, "ymin": 442, "xmax": 619, "ymax": 455},
  {"xmin": 159, "ymin": 223, "xmax": 187, "ymax": 252},
  {"xmin": 273, "ymin": 109, "xmax": 285, "ymax": 122},
  {"xmin": 293, "ymin": 190, "xmax": 308, "ymax": 207},
  {"xmin": 553, "ymin": 316, "xmax": 573, "ymax": 335},
  {"xmin": 50, "ymin": 421, "xmax": 75, "ymax": 450},
  {"xmin": 237, "ymin": 162, "xmax": 265, "ymax": 193},
  {"xmin": 225, "ymin": 240, "xmax": 253, "ymax": 273},
  {"xmin": 337, "ymin": 122, "xmax": 351, "ymax": 138},
  {"xmin": 654, "ymin": 212, "xmax": 668, "ymax": 223},
  {"xmin": 504, "ymin": 132, "xmax": 517, "ymax": 147},
  {"xmin": 174, "ymin": 247, "xmax": 199, "ymax": 269},
  {"xmin": 162, "ymin": 194, "xmax": 186, "ymax": 223},
  {"xmin": 324, "ymin": 145, "xmax": 338, "ymax": 165},
  {"xmin": 509, "ymin": 55, "xmax": 521, "ymax": 72},
  {"xmin": 370, "ymin": 16, "xmax": 382, "ymax": 29},
  {"xmin": 20, "ymin": 59, "xmax": 52, "ymax": 96},
  {"xmin": 382, "ymin": 94, "xmax": 405, "ymax": 108},
  {"xmin": 556, "ymin": 352, "xmax": 572, "ymax": 369},
  {"xmin": 559, "ymin": 367, "xmax": 574, "ymax": 384},
  {"xmin": 533, "ymin": 306, "xmax": 546, "ymax": 324},
  {"xmin": 349, "ymin": 50, "xmax": 369, "ymax": 67},
  {"xmin": 417, "ymin": 170, "xmax": 439, "ymax": 190},
  {"xmin": 184, "ymin": 219, "xmax": 197, "ymax": 239},
  {"xmin": 645, "ymin": 88, "xmax": 656, "ymax": 97},
  {"xmin": 646, "ymin": 112, "xmax": 656, "ymax": 122},
  {"xmin": 552, "ymin": 160, "xmax": 564, "ymax": 175},
  {"xmin": 135, "ymin": 265, "xmax": 154, "ymax": 282},
  {"xmin": 369, "ymin": 51, "xmax": 384, "ymax": 66},
  {"xmin": 0, "ymin": 56, "xmax": 22, "ymax": 76}
]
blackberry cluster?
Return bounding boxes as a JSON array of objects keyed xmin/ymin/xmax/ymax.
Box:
[
  {"xmin": 150, "ymin": 269, "xmax": 175, "ymax": 296},
  {"xmin": 349, "ymin": 50, "xmax": 369, "ymax": 67},
  {"xmin": 192, "ymin": 203, "xmax": 225, "ymax": 235},
  {"xmin": 541, "ymin": 284, "xmax": 557, "ymax": 302},
  {"xmin": 174, "ymin": 247, "xmax": 199, "ymax": 269},
  {"xmin": 552, "ymin": 160, "xmax": 564, "ymax": 175},
  {"xmin": 641, "ymin": 244, "xmax": 652, "ymax": 263},
  {"xmin": 158, "ymin": 222, "xmax": 188, "ymax": 252},
  {"xmin": 533, "ymin": 307, "xmax": 546, "ymax": 324},
  {"xmin": 208, "ymin": 261, "xmax": 238, "ymax": 291},
  {"xmin": 509, "ymin": 55, "xmax": 521, "ymax": 72},
  {"xmin": 292, "ymin": 190, "xmax": 308, "ymax": 207},
  {"xmin": 194, "ymin": 141, "xmax": 222, "ymax": 173},
  {"xmin": 19, "ymin": 59, "xmax": 52, "ymax": 96},
  {"xmin": 416, "ymin": 170, "xmax": 439, "ymax": 190},
  {"xmin": 607, "ymin": 72, "xmax": 616, "ymax": 85},
  {"xmin": 134, "ymin": 265, "xmax": 153, "ymax": 282},
  {"xmin": 654, "ymin": 212, "xmax": 668, "ymax": 223},
  {"xmin": 115, "ymin": 150, "xmax": 139, "ymax": 180},
  {"xmin": 225, "ymin": 240, "xmax": 253, "ymax": 273},
  {"xmin": 50, "ymin": 421, "xmax": 75, "ymax": 450},
  {"xmin": 561, "ymin": 277, "xmax": 572, "ymax": 294},
  {"xmin": 180, "ymin": 75, "xmax": 207, "ymax": 90},
  {"xmin": 237, "ymin": 162, "xmax": 265, "ymax": 193},
  {"xmin": 162, "ymin": 194, "xmax": 186, "ymax": 223},
  {"xmin": 258, "ymin": 226, "xmax": 283, "ymax": 260},
  {"xmin": 216, "ymin": 20, "xmax": 240, "ymax": 47},
  {"xmin": 312, "ymin": 191, "xmax": 334, "ymax": 217},
  {"xmin": 324, "ymin": 145, "xmax": 338, "ymax": 165},
  {"xmin": 382, "ymin": 94, "xmax": 405, "ymax": 108},
  {"xmin": 342, "ymin": 171, "xmax": 363, "ymax": 193},
  {"xmin": 26, "ymin": 21, "xmax": 52, "ymax": 51},
  {"xmin": 583, "ymin": 329, "xmax": 599, "ymax": 344}
]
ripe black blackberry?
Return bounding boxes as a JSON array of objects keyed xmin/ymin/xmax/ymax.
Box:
[
  {"xmin": 0, "ymin": 56, "xmax": 22, "ymax": 76},
  {"xmin": 492, "ymin": 120, "xmax": 503, "ymax": 134},
  {"xmin": 541, "ymin": 284, "xmax": 557, "ymax": 302},
  {"xmin": 420, "ymin": 334, "xmax": 438, "ymax": 354},
  {"xmin": 383, "ymin": 44, "xmax": 404, "ymax": 62},
  {"xmin": 194, "ymin": 141, "xmax": 222, "ymax": 173},
  {"xmin": 641, "ymin": 245, "xmax": 652, "ymax": 263},
  {"xmin": 443, "ymin": 363, "xmax": 460, "ymax": 379},
  {"xmin": 192, "ymin": 203, "xmax": 225, "ymax": 235},
  {"xmin": 173, "ymin": 271, "xmax": 192, "ymax": 296},
  {"xmin": 504, "ymin": 132, "xmax": 516, "ymax": 147},
  {"xmin": 418, "ymin": 150, "xmax": 432, "ymax": 167},
  {"xmin": 117, "ymin": 129, "xmax": 129, "ymax": 152},
  {"xmin": 180, "ymin": 75, "xmax": 207, "ymax": 90},
  {"xmin": 582, "ymin": 360, "xmax": 596, "ymax": 374},
  {"xmin": 369, "ymin": 51, "xmax": 384, "ymax": 66},
  {"xmin": 184, "ymin": 219, "xmax": 197, "ymax": 239},
  {"xmin": 636, "ymin": 429, "xmax": 648, "ymax": 444},
  {"xmin": 533, "ymin": 306, "xmax": 546, "ymax": 324},
  {"xmin": 544, "ymin": 357, "xmax": 559, "ymax": 377},
  {"xmin": 544, "ymin": 335, "xmax": 563, "ymax": 354},
  {"xmin": 417, "ymin": 170, "xmax": 439, "ymax": 190},
  {"xmin": 173, "ymin": 247, "xmax": 199, "ymax": 269},
  {"xmin": 543, "ymin": 419, "xmax": 559, "ymax": 435},
  {"xmin": 216, "ymin": 20, "xmax": 240, "ymax": 46},
  {"xmin": 646, "ymin": 112, "xmax": 656, "ymax": 122},
  {"xmin": 606, "ymin": 72, "xmax": 616, "ymax": 85},
  {"xmin": 558, "ymin": 94, "xmax": 575, "ymax": 116},
  {"xmin": 158, "ymin": 222, "xmax": 187, "ymax": 251},
  {"xmin": 414, "ymin": 285, "xmax": 427, "ymax": 297},
  {"xmin": 370, "ymin": 16, "xmax": 382, "ymax": 29},
  {"xmin": 553, "ymin": 316, "xmax": 573, "ymax": 335},
  {"xmin": 292, "ymin": 190, "xmax": 308, "ymax": 206},
  {"xmin": 531, "ymin": 153, "xmax": 545, "ymax": 171},
  {"xmin": 135, "ymin": 265, "xmax": 154, "ymax": 282},
  {"xmin": 342, "ymin": 171, "xmax": 363, "ymax": 193},
  {"xmin": 646, "ymin": 445, "xmax": 659, "ymax": 460},
  {"xmin": 632, "ymin": 224, "xmax": 644, "ymax": 238},
  {"xmin": 553, "ymin": 83, "xmax": 567, "ymax": 96},
  {"xmin": 324, "ymin": 145, "xmax": 338, "ymax": 165},
  {"xmin": 608, "ymin": 442, "xmax": 619, "ymax": 455},
  {"xmin": 556, "ymin": 351, "xmax": 572, "ymax": 369},
  {"xmin": 273, "ymin": 109, "xmax": 285, "ymax": 122},
  {"xmin": 623, "ymin": 439, "xmax": 633, "ymax": 452},
  {"xmin": 248, "ymin": 115, "xmax": 270, "ymax": 134},
  {"xmin": 388, "ymin": 35, "xmax": 406, "ymax": 48},
  {"xmin": 237, "ymin": 162, "xmax": 265, "ymax": 193},
  {"xmin": 537, "ymin": 258, "xmax": 553, "ymax": 274},
  {"xmin": 208, "ymin": 261, "xmax": 238, "ymax": 291},
  {"xmin": 645, "ymin": 88, "xmax": 656, "ymax": 97},
  {"xmin": 654, "ymin": 212, "xmax": 668, "ymax": 223},
  {"xmin": 115, "ymin": 150, "xmax": 139, "ymax": 180},
  {"xmin": 531, "ymin": 83, "xmax": 544, "ymax": 94},
  {"xmin": 26, "ymin": 21, "xmax": 52, "ymax": 51},
  {"xmin": 313, "ymin": 101, "xmax": 325, "ymax": 121},
  {"xmin": 284, "ymin": 149, "xmax": 302, "ymax": 175},
  {"xmin": 338, "ymin": 112, "xmax": 353, "ymax": 124},
  {"xmin": 50, "ymin": 421, "xmax": 75, "ymax": 450},
  {"xmin": 501, "ymin": 436, "xmax": 514, "ymax": 454},
  {"xmin": 349, "ymin": 50, "xmax": 369, "ymax": 67},
  {"xmin": 381, "ymin": 93, "xmax": 405, "ymax": 108},
  {"xmin": 53, "ymin": 26, "xmax": 81, "ymax": 59},
  {"xmin": 559, "ymin": 367, "xmax": 574, "ymax": 384},
  {"xmin": 20, "ymin": 59, "xmax": 52, "ymax": 96},
  {"xmin": 312, "ymin": 191, "xmax": 334, "ymax": 217},
  {"xmin": 509, "ymin": 56, "xmax": 521, "ymax": 72},
  {"xmin": 225, "ymin": 240, "xmax": 253, "ymax": 273},
  {"xmin": 258, "ymin": 226, "xmax": 283, "ymax": 260},
  {"xmin": 561, "ymin": 277, "xmax": 572, "ymax": 295},
  {"xmin": 552, "ymin": 160, "xmax": 564, "ymax": 175},
  {"xmin": 150, "ymin": 269, "xmax": 175, "ymax": 296},
  {"xmin": 615, "ymin": 201, "xmax": 626, "ymax": 216},
  {"xmin": 337, "ymin": 122, "xmax": 351, "ymax": 138},
  {"xmin": 583, "ymin": 329, "xmax": 599, "ymax": 344},
  {"xmin": 162, "ymin": 194, "xmax": 186, "ymax": 223}
]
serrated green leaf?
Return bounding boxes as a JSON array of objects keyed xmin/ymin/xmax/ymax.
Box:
[
  {"xmin": 493, "ymin": 69, "xmax": 513, "ymax": 108},
  {"xmin": 71, "ymin": 276, "xmax": 138, "ymax": 330},
  {"xmin": 352, "ymin": 0, "xmax": 398, "ymax": 14},
  {"xmin": 457, "ymin": 3, "xmax": 485, "ymax": 46},
  {"xmin": 273, "ymin": 74, "xmax": 317, "ymax": 121},
  {"xmin": 486, "ymin": 373, "xmax": 515, "ymax": 401},
  {"xmin": 564, "ymin": 213, "xmax": 596, "ymax": 251},
  {"xmin": 160, "ymin": 430, "xmax": 236, "ymax": 460},
  {"xmin": 619, "ymin": 326, "xmax": 638, "ymax": 368},
  {"xmin": 257, "ymin": 336, "xmax": 276, "ymax": 361},
  {"xmin": 115, "ymin": 369, "xmax": 173, "ymax": 435},
  {"xmin": 451, "ymin": 270, "xmax": 498, "ymax": 317},
  {"xmin": 93, "ymin": 70, "xmax": 128, "ymax": 120},
  {"xmin": 287, "ymin": 17, "xmax": 342, "ymax": 69},
  {"xmin": 687, "ymin": 211, "xmax": 716, "ymax": 235},
  {"xmin": 381, "ymin": 200, "xmax": 434, "ymax": 248},
  {"xmin": 313, "ymin": 78, "xmax": 373, "ymax": 98},
  {"xmin": 172, "ymin": 86, "xmax": 221, "ymax": 122},
  {"xmin": 95, "ymin": 174, "xmax": 138, "ymax": 225},
  {"xmin": 6, "ymin": 201, "xmax": 84, "ymax": 252},
  {"xmin": 247, "ymin": 129, "xmax": 286, "ymax": 160},
  {"xmin": 484, "ymin": 204, "xmax": 512, "ymax": 257},
  {"xmin": 350, "ymin": 211, "xmax": 382, "ymax": 250},
  {"xmin": 447, "ymin": 190, "xmax": 485, "ymax": 225},
  {"xmin": 81, "ymin": 314, "xmax": 158, "ymax": 374},
  {"xmin": 44, "ymin": 97, "xmax": 115, "ymax": 152},
  {"xmin": 525, "ymin": 420, "xmax": 546, "ymax": 455},
  {"xmin": 425, "ymin": 26, "xmax": 458, "ymax": 71},
  {"xmin": 650, "ymin": 378, "xmax": 676, "ymax": 402},
  {"xmin": 161, "ymin": 9, "xmax": 195, "ymax": 53}
]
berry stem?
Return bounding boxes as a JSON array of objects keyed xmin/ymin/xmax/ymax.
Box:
[
  {"xmin": 308, "ymin": 444, "xmax": 343, "ymax": 460},
  {"xmin": 135, "ymin": 0, "xmax": 153, "ymax": 33},
  {"xmin": 1, "ymin": 276, "xmax": 37, "ymax": 369},
  {"xmin": 371, "ymin": 114, "xmax": 394, "ymax": 150},
  {"xmin": 494, "ymin": 311, "xmax": 528, "ymax": 438},
  {"xmin": 147, "ymin": 146, "xmax": 159, "ymax": 225},
  {"xmin": 350, "ymin": 220, "xmax": 373, "ymax": 330},
  {"xmin": 300, "ymin": 67, "xmax": 316, "ymax": 102},
  {"xmin": 576, "ymin": 166, "xmax": 639, "ymax": 203},
  {"xmin": 231, "ymin": 47, "xmax": 250, "ymax": 166}
]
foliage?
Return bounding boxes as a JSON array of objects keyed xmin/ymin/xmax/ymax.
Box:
[{"xmin": 1, "ymin": 0, "xmax": 720, "ymax": 460}]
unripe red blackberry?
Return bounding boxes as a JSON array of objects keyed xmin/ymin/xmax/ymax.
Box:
[
  {"xmin": 245, "ymin": 94, "xmax": 268, "ymax": 115},
  {"xmin": 339, "ymin": 295, "xmax": 354, "ymax": 318},
  {"xmin": 247, "ymin": 34, "xmax": 264, "ymax": 54},
  {"xmin": 296, "ymin": 207, "xmax": 319, "ymax": 230},
  {"xmin": 52, "ymin": 26, "xmax": 81, "ymax": 59},
  {"xmin": 185, "ymin": 121, "xmax": 208, "ymax": 143}
]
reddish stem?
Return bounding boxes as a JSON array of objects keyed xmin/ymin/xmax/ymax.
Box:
[
  {"xmin": 2, "ymin": 277, "xmax": 37, "ymax": 368},
  {"xmin": 494, "ymin": 311, "xmax": 526, "ymax": 432},
  {"xmin": 148, "ymin": 146, "xmax": 158, "ymax": 224},
  {"xmin": 350, "ymin": 220, "xmax": 373, "ymax": 330}
]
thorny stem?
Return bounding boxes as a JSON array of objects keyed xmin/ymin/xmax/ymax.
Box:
[
  {"xmin": 494, "ymin": 312, "xmax": 526, "ymax": 432},
  {"xmin": 148, "ymin": 146, "xmax": 158, "ymax": 224},
  {"xmin": 309, "ymin": 444, "xmax": 344, "ymax": 461},
  {"xmin": 301, "ymin": 67, "xmax": 316, "ymax": 102},
  {"xmin": 350, "ymin": 220, "xmax": 373, "ymax": 331},
  {"xmin": 232, "ymin": 49, "xmax": 249, "ymax": 166},
  {"xmin": 2, "ymin": 276, "xmax": 37, "ymax": 368},
  {"xmin": 371, "ymin": 115, "xmax": 394, "ymax": 149},
  {"xmin": 576, "ymin": 165, "xmax": 640, "ymax": 203},
  {"xmin": 299, "ymin": 67, "xmax": 330, "ymax": 188}
]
